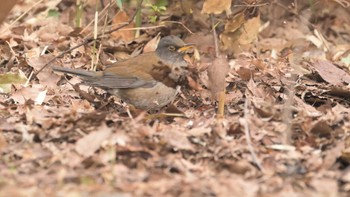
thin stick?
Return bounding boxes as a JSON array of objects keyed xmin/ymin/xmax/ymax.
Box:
[
  {"xmin": 240, "ymin": 98, "xmax": 264, "ymax": 172},
  {"xmin": 210, "ymin": 15, "xmax": 219, "ymax": 58},
  {"xmin": 282, "ymin": 84, "xmax": 294, "ymax": 145},
  {"xmin": 107, "ymin": 25, "xmax": 166, "ymax": 31},
  {"xmin": 91, "ymin": 9, "xmax": 99, "ymax": 71},
  {"xmin": 161, "ymin": 21, "xmax": 194, "ymax": 34},
  {"xmin": 80, "ymin": 1, "xmax": 114, "ymax": 34}
]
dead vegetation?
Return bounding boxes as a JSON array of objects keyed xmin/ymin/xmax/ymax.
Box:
[{"xmin": 1, "ymin": 0, "xmax": 350, "ymax": 196}]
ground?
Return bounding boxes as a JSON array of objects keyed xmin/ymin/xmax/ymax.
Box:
[{"xmin": 1, "ymin": 0, "xmax": 350, "ymax": 196}]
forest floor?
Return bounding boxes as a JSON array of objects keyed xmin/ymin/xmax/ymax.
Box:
[{"xmin": 1, "ymin": 0, "xmax": 350, "ymax": 196}]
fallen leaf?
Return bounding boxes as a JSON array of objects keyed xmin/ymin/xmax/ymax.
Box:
[
  {"xmin": 10, "ymin": 84, "xmax": 50, "ymax": 105},
  {"xmin": 26, "ymin": 54, "xmax": 61, "ymax": 89},
  {"xmin": 220, "ymin": 8, "xmax": 260, "ymax": 53},
  {"xmin": 143, "ymin": 35, "xmax": 160, "ymax": 52},
  {"xmin": 313, "ymin": 60, "xmax": 350, "ymax": 86},
  {"xmin": 162, "ymin": 129, "xmax": 194, "ymax": 151},
  {"xmin": 0, "ymin": 131, "xmax": 8, "ymax": 151},
  {"xmin": 111, "ymin": 11, "xmax": 135, "ymax": 43},
  {"xmin": 202, "ymin": 0, "xmax": 232, "ymax": 15},
  {"xmin": 75, "ymin": 124, "xmax": 112, "ymax": 157},
  {"xmin": 34, "ymin": 89, "xmax": 47, "ymax": 105}
]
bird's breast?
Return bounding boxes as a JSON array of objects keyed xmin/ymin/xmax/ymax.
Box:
[{"xmin": 112, "ymin": 82, "xmax": 177, "ymax": 110}]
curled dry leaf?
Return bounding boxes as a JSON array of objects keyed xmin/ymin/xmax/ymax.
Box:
[
  {"xmin": 143, "ymin": 35, "xmax": 160, "ymax": 53},
  {"xmin": 202, "ymin": 0, "xmax": 232, "ymax": 15},
  {"xmin": 220, "ymin": 8, "xmax": 260, "ymax": 53},
  {"xmin": 187, "ymin": 75, "xmax": 203, "ymax": 91},
  {"xmin": 207, "ymin": 55, "xmax": 229, "ymax": 98}
]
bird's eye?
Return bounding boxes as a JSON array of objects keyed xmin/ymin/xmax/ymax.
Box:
[{"xmin": 168, "ymin": 45, "xmax": 176, "ymax": 51}]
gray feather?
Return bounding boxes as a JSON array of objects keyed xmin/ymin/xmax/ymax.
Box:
[{"xmin": 52, "ymin": 66, "xmax": 156, "ymax": 89}]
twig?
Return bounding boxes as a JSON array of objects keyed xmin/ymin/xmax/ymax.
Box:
[
  {"xmin": 31, "ymin": 0, "xmax": 144, "ymax": 81},
  {"xmin": 334, "ymin": 0, "xmax": 349, "ymax": 8},
  {"xmin": 80, "ymin": 1, "xmax": 114, "ymax": 34},
  {"xmin": 240, "ymin": 98, "xmax": 264, "ymax": 172},
  {"xmin": 210, "ymin": 15, "xmax": 219, "ymax": 58},
  {"xmin": 91, "ymin": 7, "xmax": 99, "ymax": 71},
  {"xmin": 161, "ymin": 21, "xmax": 194, "ymax": 34},
  {"xmin": 107, "ymin": 25, "xmax": 166, "ymax": 31},
  {"xmin": 282, "ymin": 82, "xmax": 294, "ymax": 145}
]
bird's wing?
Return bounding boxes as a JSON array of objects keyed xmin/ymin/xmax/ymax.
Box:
[
  {"xmin": 89, "ymin": 53, "xmax": 160, "ymax": 89},
  {"xmin": 87, "ymin": 70, "xmax": 156, "ymax": 89},
  {"xmin": 102, "ymin": 52, "xmax": 179, "ymax": 89}
]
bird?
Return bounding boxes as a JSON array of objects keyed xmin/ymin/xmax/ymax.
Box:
[{"xmin": 52, "ymin": 35, "xmax": 194, "ymax": 110}]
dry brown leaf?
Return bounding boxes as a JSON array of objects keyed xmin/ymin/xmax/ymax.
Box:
[
  {"xmin": 258, "ymin": 38, "xmax": 288, "ymax": 52},
  {"xmin": 220, "ymin": 9, "xmax": 260, "ymax": 53},
  {"xmin": 309, "ymin": 120, "xmax": 333, "ymax": 136},
  {"xmin": 35, "ymin": 19, "xmax": 73, "ymax": 42},
  {"xmin": 0, "ymin": 131, "xmax": 8, "ymax": 151},
  {"xmin": 294, "ymin": 96, "xmax": 322, "ymax": 117},
  {"xmin": 313, "ymin": 60, "xmax": 350, "ymax": 86},
  {"xmin": 322, "ymin": 141, "xmax": 344, "ymax": 169},
  {"xmin": 143, "ymin": 35, "xmax": 160, "ymax": 53},
  {"xmin": 308, "ymin": 178, "xmax": 338, "ymax": 197},
  {"xmin": 25, "ymin": 106, "xmax": 55, "ymax": 129},
  {"xmin": 162, "ymin": 129, "xmax": 194, "ymax": 151},
  {"xmin": 187, "ymin": 75, "xmax": 203, "ymax": 91},
  {"xmin": 75, "ymin": 124, "xmax": 112, "ymax": 157},
  {"xmin": 0, "ymin": 0, "xmax": 18, "ymax": 25},
  {"xmin": 10, "ymin": 84, "xmax": 51, "ymax": 105},
  {"xmin": 185, "ymin": 127, "xmax": 211, "ymax": 136},
  {"xmin": 26, "ymin": 54, "xmax": 61, "ymax": 89},
  {"xmin": 70, "ymin": 99, "xmax": 95, "ymax": 114},
  {"xmin": 111, "ymin": 11, "xmax": 135, "ymax": 43},
  {"xmin": 202, "ymin": 0, "xmax": 232, "ymax": 15},
  {"xmin": 341, "ymin": 170, "xmax": 350, "ymax": 188},
  {"xmin": 2, "ymin": 1, "xmax": 350, "ymax": 196}
]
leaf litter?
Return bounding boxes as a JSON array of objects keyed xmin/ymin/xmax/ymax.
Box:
[{"xmin": 0, "ymin": 0, "xmax": 350, "ymax": 196}]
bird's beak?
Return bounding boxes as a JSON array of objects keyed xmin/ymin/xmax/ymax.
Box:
[{"xmin": 177, "ymin": 44, "xmax": 195, "ymax": 53}]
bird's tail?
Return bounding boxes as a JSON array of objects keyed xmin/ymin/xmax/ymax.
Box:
[{"xmin": 52, "ymin": 66, "xmax": 96, "ymax": 78}]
